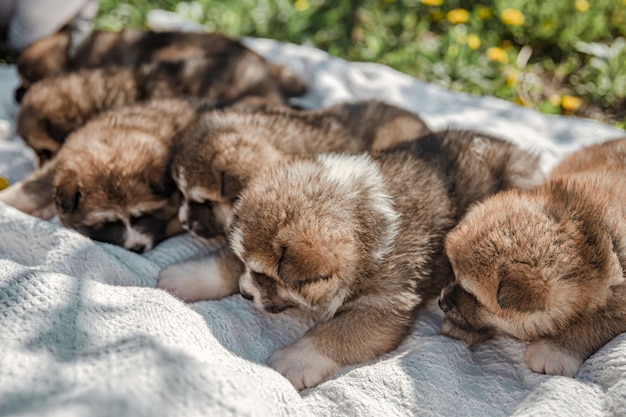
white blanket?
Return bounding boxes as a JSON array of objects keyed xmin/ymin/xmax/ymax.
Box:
[{"xmin": 1, "ymin": 32, "xmax": 625, "ymax": 417}]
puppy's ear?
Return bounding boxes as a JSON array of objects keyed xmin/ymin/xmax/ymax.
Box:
[
  {"xmin": 221, "ymin": 172, "xmax": 243, "ymax": 202},
  {"xmin": 54, "ymin": 173, "xmax": 81, "ymax": 214},
  {"xmin": 278, "ymin": 240, "xmax": 337, "ymax": 285},
  {"xmin": 496, "ymin": 263, "xmax": 547, "ymax": 312}
]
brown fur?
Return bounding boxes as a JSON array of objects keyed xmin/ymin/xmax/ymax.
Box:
[
  {"xmin": 1, "ymin": 98, "xmax": 199, "ymax": 252},
  {"xmin": 440, "ymin": 137, "xmax": 626, "ymax": 377},
  {"xmin": 19, "ymin": 49, "xmax": 304, "ymax": 165},
  {"xmin": 172, "ymin": 100, "xmax": 431, "ymax": 241},
  {"xmin": 224, "ymin": 130, "xmax": 543, "ymax": 389},
  {"xmin": 16, "ymin": 29, "xmax": 306, "ymax": 102}
]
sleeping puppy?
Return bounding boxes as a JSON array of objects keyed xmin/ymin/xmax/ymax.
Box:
[
  {"xmin": 19, "ymin": 52, "xmax": 303, "ymax": 166},
  {"xmin": 0, "ymin": 98, "xmax": 198, "ymax": 252},
  {"xmin": 15, "ymin": 29, "xmax": 306, "ymax": 102},
  {"xmin": 157, "ymin": 101, "xmax": 431, "ymax": 301},
  {"xmin": 228, "ymin": 131, "xmax": 543, "ymax": 389},
  {"xmin": 439, "ymin": 137, "xmax": 626, "ymax": 377}
]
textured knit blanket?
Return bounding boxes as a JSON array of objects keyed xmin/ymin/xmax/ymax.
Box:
[{"xmin": 0, "ymin": 24, "xmax": 625, "ymax": 417}]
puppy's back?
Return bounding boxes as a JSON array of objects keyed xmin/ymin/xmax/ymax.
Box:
[{"xmin": 389, "ymin": 129, "xmax": 544, "ymax": 217}]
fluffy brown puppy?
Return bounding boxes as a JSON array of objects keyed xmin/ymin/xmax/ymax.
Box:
[
  {"xmin": 16, "ymin": 29, "xmax": 306, "ymax": 102},
  {"xmin": 164, "ymin": 130, "xmax": 541, "ymax": 389},
  {"xmin": 231, "ymin": 132, "xmax": 543, "ymax": 389},
  {"xmin": 0, "ymin": 98, "xmax": 198, "ymax": 252},
  {"xmin": 439, "ymin": 137, "xmax": 626, "ymax": 377},
  {"xmin": 158, "ymin": 101, "xmax": 432, "ymax": 301},
  {"xmin": 19, "ymin": 49, "xmax": 304, "ymax": 166}
]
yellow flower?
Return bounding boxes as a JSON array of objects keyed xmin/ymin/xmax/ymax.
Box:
[
  {"xmin": 421, "ymin": 0, "xmax": 443, "ymax": 6},
  {"xmin": 447, "ymin": 9, "xmax": 469, "ymax": 24},
  {"xmin": 0, "ymin": 176, "xmax": 8, "ymax": 190},
  {"xmin": 575, "ymin": 0, "xmax": 589, "ymax": 12},
  {"xmin": 467, "ymin": 34, "xmax": 481, "ymax": 50},
  {"xmin": 561, "ymin": 95, "xmax": 582, "ymax": 111},
  {"xmin": 501, "ymin": 9, "xmax": 525, "ymax": 26},
  {"xmin": 487, "ymin": 47, "xmax": 509, "ymax": 64},
  {"xmin": 476, "ymin": 6, "xmax": 492, "ymax": 20},
  {"xmin": 294, "ymin": 0, "xmax": 310, "ymax": 11}
]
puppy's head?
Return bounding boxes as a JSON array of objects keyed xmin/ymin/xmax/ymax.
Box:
[
  {"xmin": 229, "ymin": 154, "xmax": 399, "ymax": 320},
  {"xmin": 53, "ymin": 124, "xmax": 181, "ymax": 253},
  {"xmin": 171, "ymin": 112, "xmax": 283, "ymax": 241},
  {"xmin": 16, "ymin": 31, "xmax": 71, "ymax": 102},
  {"xmin": 439, "ymin": 187, "xmax": 621, "ymax": 344}
]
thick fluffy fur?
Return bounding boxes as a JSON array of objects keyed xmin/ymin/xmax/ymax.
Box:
[
  {"xmin": 19, "ymin": 53, "xmax": 303, "ymax": 165},
  {"xmin": 16, "ymin": 29, "xmax": 306, "ymax": 102},
  {"xmin": 0, "ymin": 98, "xmax": 197, "ymax": 252},
  {"xmin": 440, "ymin": 137, "xmax": 626, "ymax": 377},
  {"xmin": 158, "ymin": 101, "xmax": 431, "ymax": 301},
  {"xmin": 172, "ymin": 130, "xmax": 542, "ymax": 389}
]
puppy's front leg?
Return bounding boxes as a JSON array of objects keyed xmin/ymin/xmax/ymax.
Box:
[
  {"xmin": 158, "ymin": 247, "xmax": 243, "ymax": 302},
  {"xmin": 268, "ymin": 306, "xmax": 411, "ymax": 390},
  {"xmin": 0, "ymin": 159, "xmax": 56, "ymax": 218},
  {"xmin": 525, "ymin": 306, "xmax": 626, "ymax": 377}
]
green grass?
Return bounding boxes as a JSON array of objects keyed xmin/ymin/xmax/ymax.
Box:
[{"xmin": 91, "ymin": 1, "xmax": 626, "ymax": 128}]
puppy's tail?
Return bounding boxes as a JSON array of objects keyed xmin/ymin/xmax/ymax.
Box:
[{"xmin": 269, "ymin": 63, "xmax": 308, "ymax": 98}]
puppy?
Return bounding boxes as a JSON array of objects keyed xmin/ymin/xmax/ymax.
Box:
[
  {"xmin": 16, "ymin": 29, "xmax": 306, "ymax": 102},
  {"xmin": 231, "ymin": 131, "xmax": 543, "ymax": 389},
  {"xmin": 439, "ymin": 137, "xmax": 626, "ymax": 377},
  {"xmin": 170, "ymin": 129, "xmax": 541, "ymax": 389},
  {"xmin": 158, "ymin": 101, "xmax": 431, "ymax": 301},
  {"xmin": 0, "ymin": 98, "xmax": 198, "ymax": 252},
  {"xmin": 19, "ymin": 51, "xmax": 300, "ymax": 165}
]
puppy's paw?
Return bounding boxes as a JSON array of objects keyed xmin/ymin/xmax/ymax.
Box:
[
  {"xmin": 268, "ymin": 338, "xmax": 340, "ymax": 390},
  {"xmin": 158, "ymin": 256, "xmax": 239, "ymax": 302},
  {"xmin": 524, "ymin": 339, "xmax": 582, "ymax": 377}
]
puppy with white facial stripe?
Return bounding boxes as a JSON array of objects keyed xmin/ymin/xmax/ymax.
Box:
[
  {"xmin": 158, "ymin": 100, "xmax": 432, "ymax": 301},
  {"xmin": 439, "ymin": 137, "xmax": 626, "ymax": 377},
  {"xmin": 227, "ymin": 130, "xmax": 543, "ymax": 389},
  {"xmin": 0, "ymin": 98, "xmax": 197, "ymax": 252}
]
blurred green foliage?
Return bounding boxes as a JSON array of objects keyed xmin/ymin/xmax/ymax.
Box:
[{"xmin": 96, "ymin": 0, "xmax": 626, "ymax": 127}]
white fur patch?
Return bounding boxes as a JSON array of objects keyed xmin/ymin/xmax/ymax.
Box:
[
  {"xmin": 178, "ymin": 202, "xmax": 190, "ymax": 228},
  {"xmin": 317, "ymin": 153, "xmax": 400, "ymax": 262},
  {"xmin": 229, "ymin": 227, "xmax": 245, "ymax": 259},
  {"xmin": 524, "ymin": 339, "xmax": 582, "ymax": 377},
  {"xmin": 159, "ymin": 257, "xmax": 238, "ymax": 301},
  {"xmin": 175, "ymin": 167, "xmax": 188, "ymax": 197},
  {"xmin": 0, "ymin": 181, "xmax": 44, "ymax": 214},
  {"xmin": 268, "ymin": 337, "xmax": 340, "ymax": 390},
  {"xmin": 238, "ymin": 269, "xmax": 265, "ymax": 310},
  {"xmin": 124, "ymin": 226, "xmax": 154, "ymax": 252},
  {"xmin": 83, "ymin": 210, "xmax": 121, "ymax": 226}
]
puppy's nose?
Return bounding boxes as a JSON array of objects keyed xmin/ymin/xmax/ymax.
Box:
[
  {"xmin": 438, "ymin": 297, "xmax": 451, "ymax": 313},
  {"xmin": 240, "ymin": 290, "xmax": 254, "ymax": 301},
  {"xmin": 129, "ymin": 244, "xmax": 147, "ymax": 254}
]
